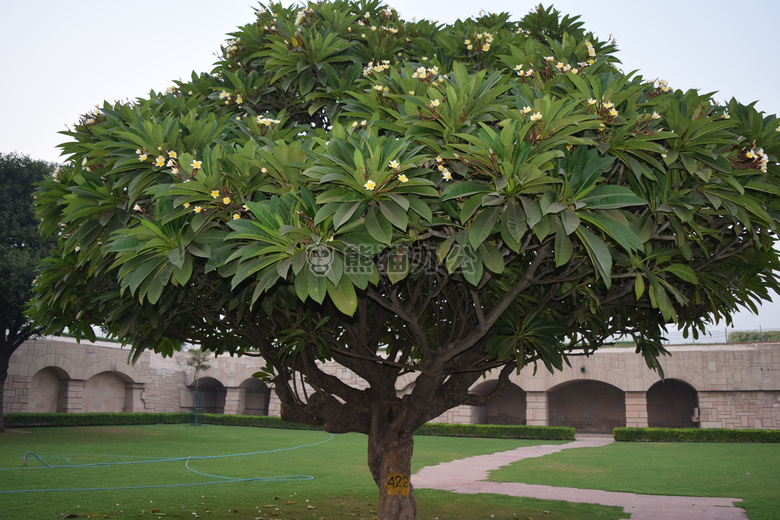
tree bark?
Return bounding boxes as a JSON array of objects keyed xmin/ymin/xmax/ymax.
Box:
[{"xmin": 367, "ymin": 404, "xmax": 417, "ymax": 520}]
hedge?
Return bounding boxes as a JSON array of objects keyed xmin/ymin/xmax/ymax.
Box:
[
  {"xmin": 727, "ymin": 330, "xmax": 780, "ymax": 343},
  {"xmin": 4, "ymin": 413, "xmax": 573, "ymax": 439},
  {"xmin": 614, "ymin": 427, "xmax": 780, "ymax": 443},
  {"xmin": 415, "ymin": 422, "xmax": 575, "ymax": 440}
]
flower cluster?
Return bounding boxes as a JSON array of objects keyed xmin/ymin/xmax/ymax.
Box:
[
  {"xmin": 435, "ymin": 155, "xmax": 453, "ymax": 181},
  {"xmin": 257, "ymin": 116, "xmax": 281, "ymax": 126},
  {"xmin": 648, "ymin": 79, "xmax": 672, "ymax": 99},
  {"xmin": 351, "ymin": 119, "xmax": 368, "ymax": 129},
  {"xmin": 79, "ymin": 105, "xmax": 102, "ymax": 128},
  {"xmin": 585, "ymin": 40, "xmax": 596, "ymax": 58},
  {"xmin": 586, "ymin": 98, "xmax": 620, "ymax": 122},
  {"xmin": 219, "ymin": 90, "xmax": 243, "ymax": 105},
  {"xmin": 745, "ymin": 147, "xmax": 770, "ymax": 173},
  {"xmin": 411, "ymin": 64, "xmax": 442, "ymax": 83},
  {"xmin": 513, "ymin": 65, "xmax": 535, "ymax": 77},
  {"xmin": 363, "ymin": 60, "xmax": 392, "ymax": 77},
  {"xmin": 295, "ymin": 8, "xmax": 313, "ymax": 25},
  {"xmin": 224, "ymin": 38, "xmax": 241, "ymax": 58},
  {"xmin": 464, "ymin": 32, "xmax": 494, "ymax": 52},
  {"xmin": 362, "ymin": 161, "xmax": 411, "ymax": 192}
]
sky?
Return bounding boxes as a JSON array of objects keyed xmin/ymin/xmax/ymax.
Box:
[{"xmin": 2, "ymin": 0, "xmax": 779, "ymax": 334}]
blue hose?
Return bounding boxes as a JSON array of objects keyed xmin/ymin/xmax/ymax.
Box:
[{"xmin": 0, "ymin": 434, "xmax": 334, "ymax": 494}]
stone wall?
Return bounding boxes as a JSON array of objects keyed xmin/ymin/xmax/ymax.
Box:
[{"xmin": 4, "ymin": 337, "xmax": 780, "ymax": 430}]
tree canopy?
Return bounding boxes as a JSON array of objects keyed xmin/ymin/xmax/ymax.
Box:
[
  {"xmin": 30, "ymin": 1, "xmax": 780, "ymax": 517},
  {"xmin": 0, "ymin": 152, "xmax": 56, "ymax": 432}
]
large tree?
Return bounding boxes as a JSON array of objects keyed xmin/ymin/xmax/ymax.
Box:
[
  {"xmin": 0, "ymin": 153, "xmax": 56, "ymax": 433},
  {"xmin": 30, "ymin": 1, "xmax": 780, "ymax": 517}
]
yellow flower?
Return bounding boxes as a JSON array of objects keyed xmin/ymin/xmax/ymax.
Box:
[
  {"xmin": 223, "ymin": 196, "xmax": 231, "ymax": 205},
  {"xmin": 191, "ymin": 160, "xmax": 202, "ymax": 170},
  {"xmin": 364, "ymin": 180, "xmax": 376, "ymax": 191},
  {"xmin": 530, "ymin": 112, "xmax": 542, "ymax": 122},
  {"xmin": 442, "ymin": 169, "xmax": 452, "ymax": 181},
  {"xmin": 155, "ymin": 156, "xmax": 165, "ymax": 167},
  {"xmin": 389, "ymin": 160, "xmax": 400, "ymax": 169},
  {"xmin": 587, "ymin": 98, "xmax": 597, "ymax": 106},
  {"xmin": 651, "ymin": 111, "xmax": 661, "ymax": 120},
  {"xmin": 139, "ymin": 154, "xmax": 148, "ymax": 161},
  {"xmin": 232, "ymin": 213, "xmax": 241, "ymax": 220},
  {"xmin": 211, "ymin": 190, "xmax": 220, "ymax": 198},
  {"xmin": 133, "ymin": 204, "xmax": 142, "ymax": 211},
  {"xmin": 398, "ymin": 174, "xmax": 408, "ymax": 183},
  {"xmin": 609, "ymin": 108, "xmax": 619, "ymax": 117},
  {"xmin": 194, "ymin": 206, "xmax": 203, "ymax": 213},
  {"xmin": 168, "ymin": 151, "xmax": 177, "ymax": 158},
  {"xmin": 521, "ymin": 106, "xmax": 531, "ymax": 114},
  {"xmin": 429, "ymin": 99, "xmax": 440, "ymax": 108},
  {"xmin": 183, "ymin": 202, "xmax": 191, "ymax": 208}
]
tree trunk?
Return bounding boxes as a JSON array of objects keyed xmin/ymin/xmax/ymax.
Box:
[
  {"xmin": 367, "ymin": 408, "xmax": 417, "ymax": 520},
  {"xmin": 0, "ymin": 359, "xmax": 8, "ymax": 433}
]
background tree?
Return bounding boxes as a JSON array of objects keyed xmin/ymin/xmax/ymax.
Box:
[
  {"xmin": 186, "ymin": 348, "xmax": 212, "ymax": 425},
  {"xmin": 29, "ymin": 1, "xmax": 780, "ymax": 518},
  {"xmin": 0, "ymin": 152, "xmax": 56, "ymax": 433}
]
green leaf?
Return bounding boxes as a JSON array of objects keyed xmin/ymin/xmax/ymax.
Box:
[
  {"xmin": 333, "ymin": 201, "xmax": 364, "ymax": 230},
  {"xmin": 386, "ymin": 247, "xmax": 410, "ymax": 284},
  {"xmin": 635, "ymin": 274, "xmax": 645, "ymax": 299},
  {"xmin": 576, "ymin": 227, "xmax": 612, "ymax": 287},
  {"xmin": 554, "ymin": 228, "xmax": 573, "ymax": 267},
  {"xmin": 662, "ymin": 263, "xmax": 699, "ymax": 284},
  {"xmin": 378, "ymin": 199, "xmax": 408, "ymax": 231},
  {"xmin": 520, "ymin": 197, "xmax": 542, "ymax": 228},
  {"xmin": 441, "ymin": 180, "xmax": 492, "ymax": 202},
  {"xmin": 580, "ymin": 214, "xmax": 644, "ymax": 253},
  {"xmin": 365, "ymin": 206, "xmax": 392, "ymax": 244},
  {"xmin": 577, "ymin": 185, "xmax": 646, "ymax": 209},
  {"xmin": 478, "ymin": 242, "xmax": 505, "ymax": 274},
  {"xmin": 468, "ymin": 207, "xmax": 500, "ymax": 250},
  {"xmin": 327, "ymin": 276, "xmax": 357, "ymax": 316}
]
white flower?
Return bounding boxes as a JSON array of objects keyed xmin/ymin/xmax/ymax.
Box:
[
  {"xmin": 442, "ymin": 168, "xmax": 452, "ymax": 181},
  {"xmin": 364, "ymin": 179, "xmax": 376, "ymax": 191},
  {"xmin": 530, "ymin": 112, "xmax": 542, "ymax": 122},
  {"xmin": 389, "ymin": 160, "xmax": 400, "ymax": 169}
]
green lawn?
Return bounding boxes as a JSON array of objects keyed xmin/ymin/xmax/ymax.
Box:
[
  {"xmin": 0, "ymin": 425, "xmax": 624, "ymax": 520},
  {"xmin": 489, "ymin": 440, "xmax": 780, "ymax": 520}
]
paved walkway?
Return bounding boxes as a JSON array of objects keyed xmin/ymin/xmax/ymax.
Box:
[{"xmin": 413, "ymin": 435, "xmax": 747, "ymax": 520}]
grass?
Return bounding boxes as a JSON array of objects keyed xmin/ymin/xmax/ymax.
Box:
[
  {"xmin": 489, "ymin": 441, "xmax": 780, "ymax": 520},
  {"xmin": 0, "ymin": 425, "xmax": 624, "ymax": 520}
]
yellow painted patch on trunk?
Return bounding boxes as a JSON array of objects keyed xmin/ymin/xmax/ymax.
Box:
[{"xmin": 385, "ymin": 473, "xmax": 410, "ymax": 496}]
